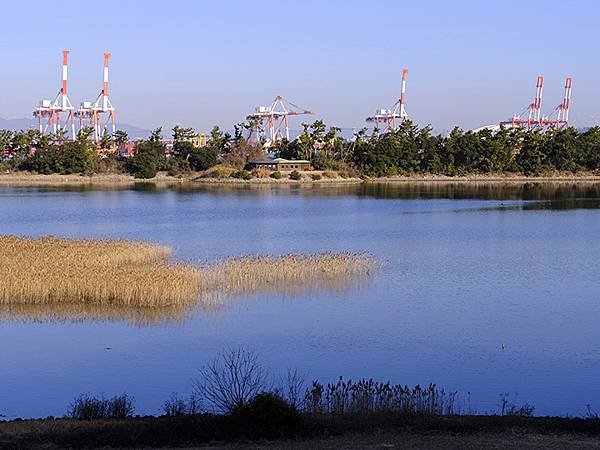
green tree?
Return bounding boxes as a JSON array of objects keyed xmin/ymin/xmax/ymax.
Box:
[
  {"xmin": 125, "ymin": 128, "xmax": 167, "ymax": 178},
  {"xmin": 113, "ymin": 130, "xmax": 129, "ymax": 147},
  {"xmin": 517, "ymin": 131, "xmax": 548, "ymax": 176},
  {"xmin": 172, "ymin": 125, "xmax": 196, "ymax": 143},
  {"xmin": 172, "ymin": 140, "xmax": 218, "ymax": 171}
]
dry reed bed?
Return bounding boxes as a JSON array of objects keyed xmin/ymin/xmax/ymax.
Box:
[
  {"xmin": 0, "ymin": 236, "xmax": 201, "ymax": 307},
  {"xmin": 200, "ymin": 253, "xmax": 375, "ymax": 297},
  {"xmin": 0, "ymin": 236, "xmax": 375, "ymax": 320}
]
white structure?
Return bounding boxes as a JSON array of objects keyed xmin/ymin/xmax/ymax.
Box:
[
  {"xmin": 247, "ymin": 96, "xmax": 313, "ymax": 143},
  {"xmin": 33, "ymin": 50, "xmax": 76, "ymax": 139},
  {"xmin": 366, "ymin": 69, "xmax": 409, "ymax": 132}
]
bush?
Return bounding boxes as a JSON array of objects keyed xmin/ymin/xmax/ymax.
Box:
[
  {"xmin": 66, "ymin": 394, "xmax": 135, "ymax": 420},
  {"xmin": 19, "ymin": 141, "xmax": 99, "ymax": 175},
  {"xmin": 96, "ymin": 154, "xmax": 124, "ymax": 174},
  {"xmin": 322, "ymin": 170, "xmax": 337, "ymax": 179},
  {"xmin": 173, "ymin": 141, "xmax": 218, "ymax": 171},
  {"xmin": 232, "ymin": 392, "xmax": 299, "ymax": 432},
  {"xmin": 289, "ymin": 170, "xmax": 302, "ymax": 181},
  {"xmin": 251, "ymin": 168, "xmax": 271, "ymax": 179},
  {"xmin": 230, "ymin": 169, "xmax": 253, "ymax": 180},
  {"xmin": 311, "ymin": 173, "xmax": 322, "ymax": 181},
  {"xmin": 200, "ymin": 164, "xmax": 237, "ymax": 179},
  {"xmin": 270, "ymin": 170, "xmax": 283, "ymax": 179},
  {"xmin": 167, "ymin": 157, "xmax": 191, "ymax": 177}
]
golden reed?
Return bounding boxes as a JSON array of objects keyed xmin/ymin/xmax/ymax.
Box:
[
  {"xmin": 0, "ymin": 236, "xmax": 201, "ymax": 307},
  {"xmin": 0, "ymin": 235, "xmax": 374, "ymax": 323}
]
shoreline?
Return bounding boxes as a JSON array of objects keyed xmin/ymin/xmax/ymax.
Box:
[
  {"xmin": 1, "ymin": 413, "xmax": 599, "ymax": 449},
  {"xmin": 1, "ymin": 171, "xmax": 599, "ymax": 187}
]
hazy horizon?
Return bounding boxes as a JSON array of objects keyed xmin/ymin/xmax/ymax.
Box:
[{"xmin": 1, "ymin": 0, "xmax": 599, "ymax": 134}]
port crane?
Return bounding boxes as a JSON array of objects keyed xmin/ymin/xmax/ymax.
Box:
[
  {"xmin": 366, "ymin": 69, "xmax": 409, "ymax": 132},
  {"xmin": 247, "ymin": 96, "xmax": 314, "ymax": 143},
  {"xmin": 33, "ymin": 50, "xmax": 76, "ymax": 140}
]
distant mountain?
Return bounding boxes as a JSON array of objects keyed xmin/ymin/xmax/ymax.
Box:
[{"xmin": 0, "ymin": 117, "xmax": 151, "ymax": 140}]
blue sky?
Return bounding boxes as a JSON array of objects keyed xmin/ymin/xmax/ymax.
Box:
[{"xmin": 0, "ymin": 0, "xmax": 598, "ymax": 133}]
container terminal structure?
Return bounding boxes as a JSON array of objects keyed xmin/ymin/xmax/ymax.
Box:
[
  {"xmin": 247, "ymin": 96, "xmax": 314, "ymax": 144},
  {"xmin": 500, "ymin": 75, "xmax": 573, "ymax": 130},
  {"xmin": 33, "ymin": 50, "xmax": 76, "ymax": 140},
  {"xmin": 33, "ymin": 50, "xmax": 116, "ymax": 142},
  {"xmin": 366, "ymin": 69, "xmax": 409, "ymax": 132},
  {"xmin": 76, "ymin": 52, "xmax": 116, "ymax": 142}
]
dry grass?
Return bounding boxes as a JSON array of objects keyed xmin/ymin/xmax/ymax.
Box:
[
  {"xmin": 0, "ymin": 235, "xmax": 375, "ymax": 322},
  {"xmin": 0, "ymin": 236, "xmax": 201, "ymax": 308},
  {"xmin": 200, "ymin": 253, "xmax": 374, "ymax": 297}
]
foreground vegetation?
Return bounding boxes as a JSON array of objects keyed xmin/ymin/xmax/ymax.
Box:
[
  {"xmin": 1, "ymin": 349, "xmax": 599, "ymax": 449},
  {"xmin": 3, "ymin": 411, "xmax": 600, "ymax": 449},
  {"xmin": 0, "ymin": 236, "xmax": 373, "ymax": 318},
  {"xmin": 2, "ymin": 121, "xmax": 600, "ymax": 181}
]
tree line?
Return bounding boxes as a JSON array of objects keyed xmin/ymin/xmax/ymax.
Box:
[{"xmin": 1, "ymin": 121, "xmax": 599, "ymax": 178}]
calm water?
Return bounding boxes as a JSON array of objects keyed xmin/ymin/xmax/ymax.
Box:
[{"xmin": 1, "ymin": 182, "xmax": 599, "ymax": 418}]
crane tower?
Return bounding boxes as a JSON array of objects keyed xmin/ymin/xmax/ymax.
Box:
[
  {"xmin": 77, "ymin": 52, "xmax": 116, "ymax": 141},
  {"xmin": 247, "ymin": 96, "xmax": 314, "ymax": 144},
  {"xmin": 543, "ymin": 76, "xmax": 573, "ymax": 128},
  {"xmin": 500, "ymin": 75, "xmax": 573, "ymax": 130},
  {"xmin": 366, "ymin": 69, "xmax": 409, "ymax": 132},
  {"xmin": 33, "ymin": 50, "xmax": 76, "ymax": 140}
]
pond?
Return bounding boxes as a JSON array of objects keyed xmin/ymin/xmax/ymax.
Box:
[{"xmin": 1, "ymin": 181, "xmax": 599, "ymax": 418}]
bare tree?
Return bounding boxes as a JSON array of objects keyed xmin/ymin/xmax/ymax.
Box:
[
  {"xmin": 278, "ymin": 368, "xmax": 306, "ymax": 410},
  {"xmin": 192, "ymin": 348, "xmax": 268, "ymax": 413}
]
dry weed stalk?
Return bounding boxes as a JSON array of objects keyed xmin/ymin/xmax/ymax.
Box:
[{"xmin": 0, "ymin": 235, "xmax": 375, "ymax": 323}]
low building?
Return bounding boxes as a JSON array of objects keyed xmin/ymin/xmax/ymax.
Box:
[
  {"xmin": 248, "ymin": 158, "xmax": 312, "ymax": 171},
  {"xmin": 185, "ymin": 133, "xmax": 207, "ymax": 148},
  {"xmin": 118, "ymin": 142, "xmax": 136, "ymax": 157}
]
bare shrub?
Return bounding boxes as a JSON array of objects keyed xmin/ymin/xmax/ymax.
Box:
[
  {"xmin": 278, "ymin": 368, "xmax": 306, "ymax": 410},
  {"xmin": 499, "ymin": 393, "xmax": 535, "ymax": 417},
  {"xmin": 251, "ymin": 168, "xmax": 271, "ymax": 179},
  {"xmin": 163, "ymin": 392, "xmax": 201, "ymax": 416},
  {"xmin": 67, "ymin": 394, "xmax": 135, "ymax": 420},
  {"xmin": 193, "ymin": 348, "xmax": 268, "ymax": 413}
]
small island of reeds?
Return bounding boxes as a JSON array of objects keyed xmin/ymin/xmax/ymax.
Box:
[{"xmin": 0, "ymin": 235, "xmax": 374, "ymax": 323}]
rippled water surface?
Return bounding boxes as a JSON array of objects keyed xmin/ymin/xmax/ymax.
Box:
[{"xmin": 1, "ymin": 182, "xmax": 599, "ymax": 418}]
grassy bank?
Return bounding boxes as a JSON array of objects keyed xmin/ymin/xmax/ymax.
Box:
[{"xmin": 1, "ymin": 413, "xmax": 599, "ymax": 449}]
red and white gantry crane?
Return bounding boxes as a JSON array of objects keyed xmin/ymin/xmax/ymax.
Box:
[
  {"xmin": 366, "ymin": 69, "xmax": 409, "ymax": 132},
  {"xmin": 543, "ymin": 76, "xmax": 573, "ymax": 128},
  {"xmin": 33, "ymin": 50, "xmax": 76, "ymax": 140},
  {"xmin": 500, "ymin": 75, "xmax": 573, "ymax": 130},
  {"xmin": 500, "ymin": 75, "xmax": 544, "ymax": 130},
  {"xmin": 77, "ymin": 52, "xmax": 116, "ymax": 141}
]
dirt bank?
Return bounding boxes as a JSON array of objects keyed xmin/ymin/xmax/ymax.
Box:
[{"xmin": 1, "ymin": 171, "xmax": 600, "ymax": 188}]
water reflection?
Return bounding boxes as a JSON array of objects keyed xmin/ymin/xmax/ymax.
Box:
[
  {"xmin": 358, "ymin": 182, "xmax": 600, "ymax": 210},
  {"xmin": 0, "ymin": 303, "xmax": 195, "ymax": 326},
  {"xmin": 4, "ymin": 181, "xmax": 600, "ymax": 210}
]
